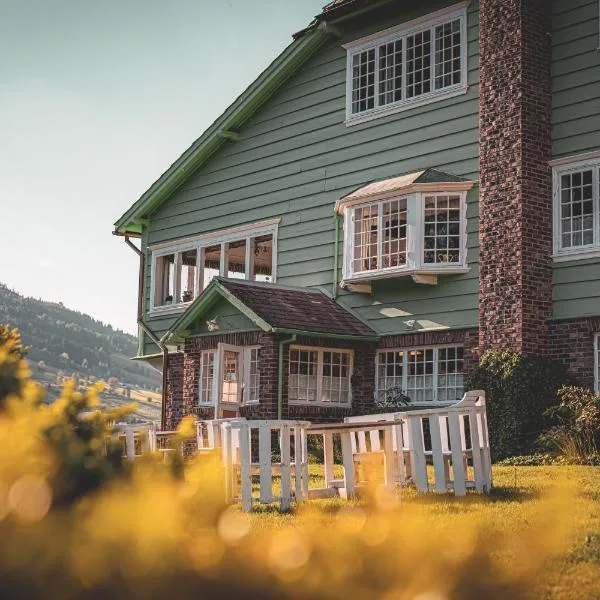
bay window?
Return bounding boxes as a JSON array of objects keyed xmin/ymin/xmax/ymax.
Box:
[
  {"xmin": 342, "ymin": 191, "xmax": 468, "ymax": 283},
  {"xmin": 150, "ymin": 219, "xmax": 278, "ymax": 312},
  {"xmin": 376, "ymin": 345, "xmax": 464, "ymax": 404},
  {"xmin": 288, "ymin": 347, "xmax": 353, "ymax": 406},
  {"xmin": 552, "ymin": 155, "xmax": 600, "ymax": 260},
  {"xmin": 345, "ymin": 3, "xmax": 468, "ymax": 124}
]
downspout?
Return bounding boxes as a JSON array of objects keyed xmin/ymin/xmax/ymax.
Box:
[
  {"xmin": 277, "ymin": 334, "xmax": 297, "ymax": 420},
  {"xmin": 332, "ymin": 212, "xmax": 341, "ymax": 300},
  {"xmin": 124, "ymin": 236, "xmax": 170, "ymax": 429}
]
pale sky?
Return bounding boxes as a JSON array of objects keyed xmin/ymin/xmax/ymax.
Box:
[{"xmin": 0, "ymin": 0, "xmax": 325, "ymax": 334}]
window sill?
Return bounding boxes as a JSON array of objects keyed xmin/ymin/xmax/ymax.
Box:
[
  {"xmin": 343, "ymin": 266, "xmax": 470, "ymax": 283},
  {"xmin": 552, "ymin": 249, "xmax": 600, "ymax": 263},
  {"xmin": 345, "ymin": 84, "xmax": 469, "ymax": 127},
  {"xmin": 148, "ymin": 303, "xmax": 192, "ymax": 317}
]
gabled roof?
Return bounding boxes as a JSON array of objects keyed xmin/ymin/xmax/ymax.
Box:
[
  {"xmin": 113, "ymin": 0, "xmax": 392, "ymax": 236},
  {"xmin": 166, "ymin": 278, "xmax": 378, "ymax": 343},
  {"xmin": 335, "ymin": 168, "xmax": 476, "ymax": 212}
]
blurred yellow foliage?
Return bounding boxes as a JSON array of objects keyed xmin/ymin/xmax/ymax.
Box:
[{"xmin": 0, "ymin": 326, "xmax": 598, "ymax": 599}]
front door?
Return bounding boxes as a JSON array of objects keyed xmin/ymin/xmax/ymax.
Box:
[{"xmin": 213, "ymin": 343, "xmax": 244, "ymax": 418}]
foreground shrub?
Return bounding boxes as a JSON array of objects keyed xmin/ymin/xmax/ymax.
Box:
[
  {"xmin": 467, "ymin": 351, "xmax": 568, "ymax": 460},
  {"xmin": 538, "ymin": 385, "xmax": 600, "ymax": 462},
  {"xmin": 0, "ymin": 327, "xmax": 584, "ymax": 599}
]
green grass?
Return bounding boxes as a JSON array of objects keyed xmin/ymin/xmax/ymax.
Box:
[{"xmin": 246, "ymin": 465, "xmax": 600, "ymax": 599}]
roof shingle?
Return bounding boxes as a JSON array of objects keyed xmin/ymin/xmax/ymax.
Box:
[{"xmin": 219, "ymin": 279, "xmax": 376, "ymax": 338}]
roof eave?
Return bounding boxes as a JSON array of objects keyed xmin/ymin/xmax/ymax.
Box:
[{"xmin": 113, "ymin": 28, "xmax": 330, "ymax": 236}]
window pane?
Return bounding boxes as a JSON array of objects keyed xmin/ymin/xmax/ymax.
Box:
[
  {"xmin": 382, "ymin": 199, "xmax": 408, "ymax": 268},
  {"xmin": 247, "ymin": 348, "xmax": 260, "ymax": 403},
  {"xmin": 199, "ymin": 351, "xmax": 214, "ymax": 404},
  {"xmin": 288, "ymin": 349, "xmax": 318, "ymax": 402},
  {"xmin": 378, "ymin": 40, "xmax": 403, "ymax": 106},
  {"xmin": 155, "ymin": 254, "xmax": 175, "ymax": 306},
  {"xmin": 406, "ymin": 348, "xmax": 435, "ymax": 402},
  {"xmin": 353, "ymin": 203, "xmax": 379, "ymax": 273},
  {"xmin": 251, "ymin": 234, "xmax": 273, "ymax": 282},
  {"xmin": 202, "ymin": 244, "xmax": 221, "ymax": 289},
  {"xmin": 434, "ymin": 19, "xmax": 462, "ymax": 89},
  {"xmin": 178, "ymin": 249, "xmax": 197, "ymax": 303},
  {"xmin": 423, "ymin": 195, "xmax": 462, "ymax": 264},
  {"xmin": 406, "ymin": 29, "xmax": 431, "ymax": 98},
  {"xmin": 437, "ymin": 346, "xmax": 464, "ymax": 403},
  {"xmin": 321, "ymin": 351, "xmax": 351, "ymax": 404},
  {"xmin": 221, "ymin": 350, "xmax": 240, "ymax": 404},
  {"xmin": 226, "ymin": 239, "xmax": 246, "ymax": 279},
  {"xmin": 560, "ymin": 170, "xmax": 594, "ymax": 249},
  {"xmin": 351, "ymin": 49, "xmax": 375, "ymax": 114},
  {"xmin": 377, "ymin": 351, "xmax": 404, "ymax": 403}
]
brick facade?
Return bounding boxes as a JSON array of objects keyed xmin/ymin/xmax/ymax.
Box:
[
  {"xmin": 479, "ymin": 0, "xmax": 553, "ymax": 355},
  {"xmin": 548, "ymin": 318, "xmax": 600, "ymax": 391},
  {"xmin": 163, "ymin": 353, "xmax": 184, "ymax": 430}
]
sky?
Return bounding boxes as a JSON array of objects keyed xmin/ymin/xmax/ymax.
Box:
[{"xmin": 0, "ymin": 0, "xmax": 325, "ymax": 335}]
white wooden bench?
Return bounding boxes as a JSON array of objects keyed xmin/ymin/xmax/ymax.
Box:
[{"xmin": 345, "ymin": 390, "xmax": 492, "ymax": 496}]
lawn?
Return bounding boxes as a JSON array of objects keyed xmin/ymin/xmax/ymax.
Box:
[{"xmin": 247, "ymin": 465, "xmax": 600, "ymax": 600}]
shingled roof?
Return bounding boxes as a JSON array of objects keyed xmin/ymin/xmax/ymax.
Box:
[{"xmin": 166, "ymin": 278, "xmax": 378, "ymax": 342}]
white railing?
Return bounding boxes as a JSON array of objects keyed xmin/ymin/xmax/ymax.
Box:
[{"xmin": 220, "ymin": 420, "xmax": 311, "ymax": 512}]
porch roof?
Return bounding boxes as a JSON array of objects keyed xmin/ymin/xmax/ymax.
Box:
[{"xmin": 164, "ymin": 278, "xmax": 379, "ymax": 343}]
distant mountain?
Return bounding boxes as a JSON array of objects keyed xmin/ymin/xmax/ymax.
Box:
[{"xmin": 0, "ymin": 283, "xmax": 161, "ymax": 398}]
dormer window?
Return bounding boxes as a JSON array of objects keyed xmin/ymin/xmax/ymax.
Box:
[
  {"xmin": 337, "ymin": 170, "xmax": 475, "ymax": 286},
  {"xmin": 344, "ymin": 3, "xmax": 468, "ymax": 125}
]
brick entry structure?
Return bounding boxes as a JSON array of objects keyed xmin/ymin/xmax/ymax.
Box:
[{"xmin": 478, "ymin": 0, "xmax": 553, "ymax": 355}]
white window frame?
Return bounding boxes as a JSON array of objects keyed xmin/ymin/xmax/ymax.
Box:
[
  {"xmin": 594, "ymin": 333, "xmax": 599, "ymax": 394},
  {"xmin": 198, "ymin": 350, "xmax": 215, "ymax": 407},
  {"xmin": 344, "ymin": 2, "xmax": 469, "ymax": 126},
  {"xmin": 375, "ymin": 344, "xmax": 465, "ymax": 404},
  {"xmin": 342, "ymin": 192, "xmax": 468, "ymax": 282},
  {"xmin": 149, "ymin": 219, "xmax": 279, "ymax": 314},
  {"xmin": 288, "ymin": 345, "xmax": 354, "ymax": 407},
  {"xmin": 551, "ymin": 153, "xmax": 600, "ymax": 262},
  {"xmin": 198, "ymin": 345, "xmax": 263, "ymax": 408}
]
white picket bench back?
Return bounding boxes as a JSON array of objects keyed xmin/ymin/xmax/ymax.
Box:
[
  {"xmin": 345, "ymin": 390, "xmax": 492, "ymax": 495},
  {"xmin": 220, "ymin": 420, "xmax": 311, "ymax": 512},
  {"xmin": 196, "ymin": 418, "xmax": 246, "ymax": 455},
  {"xmin": 114, "ymin": 422, "xmax": 181, "ymax": 461}
]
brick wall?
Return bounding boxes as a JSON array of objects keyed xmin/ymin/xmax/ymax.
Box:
[
  {"xmin": 163, "ymin": 353, "xmax": 184, "ymax": 430},
  {"xmin": 549, "ymin": 318, "xmax": 600, "ymax": 390},
  {"xmin": 479, "ymin": 0, "xmax": 553, "ymax": 355}
]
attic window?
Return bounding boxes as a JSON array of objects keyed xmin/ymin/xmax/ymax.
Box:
[
  {"xmin": 338, "ymin": 171, "xmax": 474, "ymax": 285},
  {"xmin": 344, "ymin": 3, "xmax": 468, "ymax": 124},
  {"xmin": 150, "ymin": 219, "xmax": 278, "ymax": 313}
]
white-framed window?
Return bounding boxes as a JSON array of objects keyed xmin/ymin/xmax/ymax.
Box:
[
  {"xmin": 198, "ymin": 350, "xmax": 215, "ymax": 406},
  {"xmin": 552, "ymin": 156, "xmax": 600, "ymax": 260},
  {"xmin": 344, "ymin": 3, "xmax": 468, "ymax": 124},
  {"xmin": 594, "ymin": 334, "xmax": 599, "ymax": 394},
  {"xmin": 150, "ymin": 219, "xmax": 278, "ymax": 312},
  {"xmin": 376, "ymin": 345, "xmax": 464, "ymax": 404},
  {"xmin": 288, "ymin": 346, "xmax": 353, "ymax": 406},
  {"xmin": 198, "ymin": 346, "xmax": 262, "ymax": 406},
  {"xmin": 343, "ymin": 192, "xmax": 467, "ymax": 281}
]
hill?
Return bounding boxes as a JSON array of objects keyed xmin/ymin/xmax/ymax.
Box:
[{"xmin": 0, "ymin": 283, "xmax": 161, "ymax": 421}]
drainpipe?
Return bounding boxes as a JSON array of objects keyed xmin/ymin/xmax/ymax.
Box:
[
  {"xmin": 124, "ymin": 235, "xmax": 170, "ymax": 429},
  {"xmin": 277, "ymin": 334, "xmax": 297, "ymax": 420},
  {"xmin": 332, "ymin": 212, "xmax": 341, "ymax": 300}
]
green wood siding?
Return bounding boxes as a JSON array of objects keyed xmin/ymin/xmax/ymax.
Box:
[
  {"xmin": 190, "ymin": 296, "xmax": 259, "ymax": 336},
  {"xmin": 552, "ymin": 0, "xmax": 600, "ymax": 320},
  {"xmin": 142, "ymin": 1, "xmax": 480, "ymax": 350}
]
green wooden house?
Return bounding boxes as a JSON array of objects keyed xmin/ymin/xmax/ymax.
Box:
[{"xmin": 113, "ymin": 0, "xmax": 600, "ymax": 429}]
